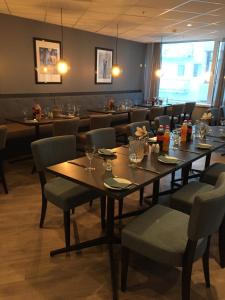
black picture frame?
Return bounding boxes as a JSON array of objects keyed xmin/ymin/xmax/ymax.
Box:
[
  {"xmin": 95, "ymin": 47, "xmax": 113, "ymax": 84},
  {"xmin": 33, "ymin": 37, "xmax": 62, "ymax": 84}
]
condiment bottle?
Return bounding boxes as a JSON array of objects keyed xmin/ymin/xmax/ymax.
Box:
[
  {"xmin": 181, "ymin": 120, "xmax": 188, "ymax": 143},
  {"xmin": 157, "ymin": 125, "xmax": 164, "ymax": 152},
  {"xmin": 163, "ymin": 125, "xmax": 170, "ymax": 152}
]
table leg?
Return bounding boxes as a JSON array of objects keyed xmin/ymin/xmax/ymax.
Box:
[
  {"xmin": 182, "ymin": 163, "xmax": 191, "ymax": 185},
  {"xmin": 152, "ymin": 179, "xmax": 160, "ymax": 205},
  {"xmin": 205, "ymin": 153, "xmax": 211, "ymax": 169},
  {"xmin": 107, "ymin": 196, "xmax": 118, "ymax": 300}
]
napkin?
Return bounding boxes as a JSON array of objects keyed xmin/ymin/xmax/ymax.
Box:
[
  {"xmin": 98, "ymin": 149, "xmax": 114, "ymax": 156},
  {"xmin": 104, "ymin": 177, "xmax": 131, "ymax": 189}
]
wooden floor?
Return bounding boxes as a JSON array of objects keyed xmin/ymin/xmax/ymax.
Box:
[{"xmin": 0, "ymin": 152, "xmax": 225, "ymax": 300}]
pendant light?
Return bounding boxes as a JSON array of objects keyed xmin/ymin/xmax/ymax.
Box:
[
  {"xmin": 155, "ymin": 36, "xmax": 163, "ymax": 78},
  {"xmin": 112, "ymin": 24, "xmax": 121, "ymax": 78},
  {"xmin": 56, "ymin": 8, "xmax": 69, "ymax": 75}
]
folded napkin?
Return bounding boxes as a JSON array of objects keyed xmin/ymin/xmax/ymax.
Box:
[
  {"xmin": 104, "ymin": 177, "xmax": 131, "ymax": 189},
  {"xmin": 158, "ymin": 155, "xmax": 179, "ymax": 164},
  {"xmin": 98, "ymin": 148, "xmax": 114, "ymax": 156},
  {"xmin": 196, "ymin": 143, "xmax": 212, "ymax": 149}
]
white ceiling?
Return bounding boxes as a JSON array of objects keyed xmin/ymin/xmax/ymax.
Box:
[{"xmin": 0, "ymin": 0, "xmax": 225, "ymax": 43}]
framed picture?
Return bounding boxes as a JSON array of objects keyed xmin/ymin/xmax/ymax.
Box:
[
  {"xmin": 33, "ymin": 38, "xmax": 62, "ymax": 84},
  {"xmin": 95, "ymin": 47, "xmax": 113, "ymax": 84}
]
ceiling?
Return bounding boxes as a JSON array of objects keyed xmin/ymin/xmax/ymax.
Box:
[{"xmin": 0, "ymin": 0, "xmax": 225, "ymax": 43}]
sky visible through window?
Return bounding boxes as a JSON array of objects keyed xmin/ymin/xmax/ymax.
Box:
[{"xmin": 159, "ymin": 41, "xmax": 215, "ymax": 103}]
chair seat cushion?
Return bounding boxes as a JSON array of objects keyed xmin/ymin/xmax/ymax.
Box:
[
  {"xmin": 122, "ymin": 205, "xmax": 206, "ymax": 267},
  {"xmin": 201, "ymin": 163, "xmax": 225, "ymax": 185},
  {"xmin": 44, "ymin": 177, "xmax": 99, "ymax": 211},
  {"xmin": 170, "ymin": 181, "xmax": 214, "ymax": 214}
]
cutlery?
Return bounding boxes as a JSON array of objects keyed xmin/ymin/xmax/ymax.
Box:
[
  {"xmin": 68, "ymin": 161, "xmax": 86, "ymax": 168},
  {"xmin": 178, "ymin": 149, "xmax": 201, "ymax": 154},
  {"xmin": 131, "ymin": 165, "xmax": 160, "ymax": 175}
]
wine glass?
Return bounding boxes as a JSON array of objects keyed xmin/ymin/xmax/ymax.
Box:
[{"xmin": 85, "ymin": 146, "xmax": 95, "ymax": 172}]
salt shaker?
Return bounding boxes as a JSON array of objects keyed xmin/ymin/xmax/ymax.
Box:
[{"xmin": 155, "ymin": 144, "xmax": 160, "ymax": 153}]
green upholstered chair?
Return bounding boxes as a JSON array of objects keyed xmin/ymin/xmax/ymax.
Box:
[
  {"xmin": 154, "ymin": 115, "xmax": 170, "ymax": 131},
  {"xmin": 31, "ymin": 135, "xmax": 105, "ymax": 255},
  {"xmin": 0, "ymin": 125, "xmax": 8, "ymax": 193},
  {"xmin": 171, "ymin": 173, "xmax": 225, "ymax": 268},
  {"xmin": 200, "ymin": 162, "xmax": 225, "ymax": 186},
  {"xmin": 86, "ymin": 127, "xmax": 116, "ymax": 149},
  {"xmin": 52, "ymin": 118, "xmax": 80, "ymax": 136},
  {"xmin": 121, "ymin": 173, "xmax": 225, "ymax": 300}
]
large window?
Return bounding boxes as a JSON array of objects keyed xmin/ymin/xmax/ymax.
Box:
[{"xmin": 159, "ymin": 41, "xmax": 215, "ymax": 103}]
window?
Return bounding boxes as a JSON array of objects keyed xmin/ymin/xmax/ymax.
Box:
[
  {"xmin": 159, "ymin": 41, "xmax": 215, "ymax": 103},
  {"xmin": 177, "ymin": 64, "xmax": 185, "ymax": 76},
  {"xmin": 193, "ymin": 64, "xmax": 201, "ymax": 77}
]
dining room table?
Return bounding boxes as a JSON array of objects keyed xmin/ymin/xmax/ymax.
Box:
[{"xmin": 46, "ymin": 127, "xmax": 225, "ymax": 300}]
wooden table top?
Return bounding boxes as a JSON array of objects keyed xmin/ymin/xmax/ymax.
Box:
[{"xmin": 47, "ymin": 134, "xmax": 225, "ymax": 199}]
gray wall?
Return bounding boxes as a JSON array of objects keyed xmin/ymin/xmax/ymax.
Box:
[{"xmin": 0, "ymin": 13, "xmax": 145, "ymax": 94}]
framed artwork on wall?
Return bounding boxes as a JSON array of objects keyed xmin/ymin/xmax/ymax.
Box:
[
  {"xmin": 33, "ymin": 38, "xmax": 62, "ymax": 84},
  {"xmin": 95, "ymin": 47, "xmax": 113, "ymax": 84}
]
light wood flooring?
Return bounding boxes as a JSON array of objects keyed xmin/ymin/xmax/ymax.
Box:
[{"xmin": 0, "ymin": 153, "xmax": 225, "ymax": 300}]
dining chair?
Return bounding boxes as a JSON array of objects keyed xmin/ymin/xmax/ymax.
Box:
[
  {"xmin": 220, "ymin": 106, "xmax": 225, "ymax": 122},
  {"xmin": 31, "ymin": 135, "xmax": 106, "ymax": 255},
  {"xmin": 90, "ymin": 114, "xmax": 112, "ymax": 129},
  {"xmin": 86, "ymin": 127, "xmax": 116, "ymax": 149},
  {"xmin": 121, "ymin": 172, "xmax": 225, "ymax": 300},
  {"xmin": 171, "ymin": 170, "xmax": 225, "ymax": 268},
  {"xmin": 0, "ymin": 125, "xmax": 8, "ymax": 194},
  {"xmin": 182, "ymin": 102, "xmax": 196, "ymax": 121},
  {"xmin": 115, "ymin": 110, "xmax": 148, "ymax": 143},
  {"xmin": 167, "ymin": 104, "xmax": 184, "ymax": 129},
  {"xmin": 147, "ymin": 106, "xmax": 165, "ymax": 127},
  {"xmin": 154, "ymin": 115, "xmax": 170, "ymax": 131},
  {"xmin": 207, "ymin": 107, "xmax": 219, "ymax": 125},
  {"xmin": 52, "ymin": 118, "xmax": 80, "ymax": 136},
  {"xmin": 77, "ymin": 114, "xmax": 112, "ymax": 151},
  {"xmin": 129, "ymin": 109, "xmax": 148, "ymax": 123}
]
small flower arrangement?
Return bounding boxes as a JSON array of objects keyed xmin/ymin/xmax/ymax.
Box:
[
  {"xmin": 32, "ymin": 103, "xmax": 42, "ymax": 120},
  {"xmin": 201, "ymin": 112, "xmax": 212, "ymax": 121},
  {"xmin": 135, "ymin": 126, "xmax": 148, "ymax": 138}
]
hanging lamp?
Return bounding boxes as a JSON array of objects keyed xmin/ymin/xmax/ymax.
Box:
[
  {"xmin": 112, "ymin": 24, "xmax": 121, "ymax": 77},
  {"xmin": 155, "ymin": 36, "xmax": 163, "ymax": 78},
  {"xmin": 56, "ymin": 8, "xmax": 69, "ymax": 75}
]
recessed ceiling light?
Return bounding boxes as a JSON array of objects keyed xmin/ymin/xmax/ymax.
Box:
[{"xmin": 187, "ymin": 23, "xmax": 192, "ymax": 27}]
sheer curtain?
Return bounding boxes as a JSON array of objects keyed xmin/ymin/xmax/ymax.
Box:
[
  {"xmin": 212, "ymin": 41, "xmax": 225, "ymax": 107},
  {"xmin": 144, "ymin": 43, "xmax": 162, "ymax": 101}
]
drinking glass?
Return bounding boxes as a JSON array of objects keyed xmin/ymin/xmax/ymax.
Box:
[
  {"xmin": 85, "ymin": 146, "xmax": 95, "ymax": 171},
  {"xmin": 172, "ymin": 129, "xmax": 179, "ymax": 150},
  {"xmin": 199, "ymin": 123, "xmax": 206, "ymax": 140},
  {"xmin": 76, "ymin": 105, "xmax": 81, "ymax": 117},
  {"xmin": 128, "ymin": 138, "xmax": 144, "ymax": 166}
]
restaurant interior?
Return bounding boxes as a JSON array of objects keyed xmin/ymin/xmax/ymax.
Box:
[{"xmin": 0, "ymin": 1, "xmax": 225, "ymax": 299}]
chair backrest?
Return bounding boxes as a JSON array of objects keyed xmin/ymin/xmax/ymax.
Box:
[
  {"xmin": 31, "ymin": 135, "xmax": 76, "ymax": 172},
  {"xmin": 89, "ymin": 114, "xmax": 112, "ymax": 130},
  {"xmin": 167, "ymin": 104, "xmax": 184, "ymax": 116},
  {"xmin": 220, "ymin": 106, "xmax": 225, "ymax": 119},
  {"xmin": 127, "ymin": 121, "xmax": 150, "ymax": 137},
  {"xmin": 52, "ymin": 118, "xmax": 80, "ymax": 136},
  {"xmin": 0, "ymin": 125, "xmax": 7, "ymax": 150},
  {"xmin": 148, "ymin": 106, "xmax": 165, "ymax": 121},
  {"xmin": 183, "ymin": 102, "xmax": 196, "ymax": 117},
  {"xmin": 130, "ymin": 109, "xmax": 147, "ymax": 123},
  {"xmin": 207, "ymin": 107, "xmax": 219, "ymax": 125},
  {"xmin": 154, "ymin": 115, "xmax": 170, "ymax": 130},
  {"xmin": 188, "ymin": 172, "xmax": 225, "ymax": 241},
  {"xmin": 86, "ymin": 127, "xmax": 116, "ymax": 149}
]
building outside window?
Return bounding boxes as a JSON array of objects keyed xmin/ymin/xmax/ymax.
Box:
[{"xmin": 159, "ymin": 41, "xmax": 215, "ymax": 103}]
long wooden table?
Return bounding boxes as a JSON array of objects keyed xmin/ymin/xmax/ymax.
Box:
[{"xmin": 46, "ymin": 131, "xmax": 225, "ymax": 300}]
